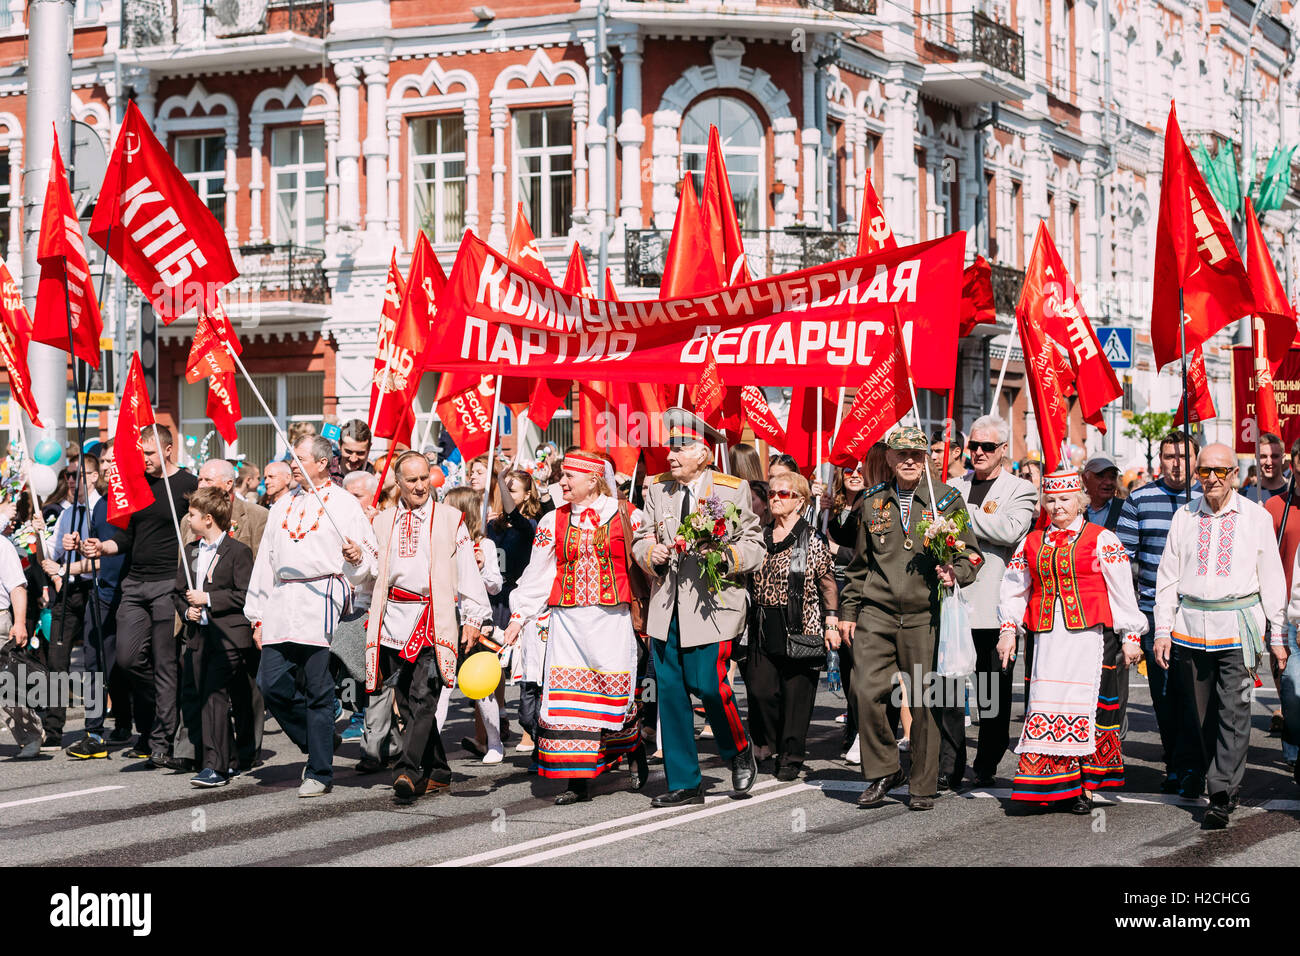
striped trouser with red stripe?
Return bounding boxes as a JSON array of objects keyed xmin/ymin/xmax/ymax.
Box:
[{"xmin": 653, "ymin": 613, "xmax": 750, "ymax": 791}]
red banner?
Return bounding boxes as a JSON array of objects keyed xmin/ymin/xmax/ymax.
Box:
[
  {"xmin": 107, "ymin": 352, "xmax": 156, "ymax": 528},
  {"xmin": 432, "ymin": 231, "xmax": 964, "ymax": 389},
  {"xmin": 0, "ymin": 256, "xmax": 41, "ymax": 426},
  {"xmin": 435, "ymin": 376, "xmax": 496, "ymax": 461},
  {"xmin": 740, "ymin": 387, "xmax": 787, "ymax": 448},
  {"xmin": 1245, "ymin": 198, "xmax": 1297, "ymax": 376},
  {"xmin": 185, "ymin": 298, "xmax": 240, "ymax": 383},
  {"xmin": 206, "ymin": 370, "xmax": 241, "ymax": 443},
  {"xmin": 89, "ymin": 101, "xmax": 238, "ymax": 323},
  {"xmin": 32, "ymin": 135, "xmax": 103, "ymax": 368},
  {"xmin": 959, "ymin": 255, "xmax": 996, "ymax": 338},
  {"xmin": 1233, "ymin": 345, "xmax": 1300, "ymax": 454},
  {"xmin": 1175, "ymin": 347, "xmax": 1216, "ymax": 425},
  {"xmin": 830, "ymin": 315, "xmax": 912, "ymax": 466},
  {"xmin": 1017, "ymin": 300, "xmax": 1071, "ymax": 474},
  {"xmin": 368, "ymin": 250, "xmax": 408, "ymax": 432}
]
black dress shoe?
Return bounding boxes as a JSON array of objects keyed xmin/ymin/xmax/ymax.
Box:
[
  {"xmin": 776, "ymin": 762, "xmax": 802, "ymax": 782},
  {"xmin": 936, "ymin": 774, "xmax": 954, "ymax": 792},
  {"xmin": 555, "ymin": 783, "xmax": 591, "ymax": 806},
  {"xmin": 1069, "ymin": 793, "xmax": 1093, "ymax": 815},
  {"xmin": 1159, "ymin": 773, "xmax": 1180, "ymax": 794},
  {"xmin": 165, "ymin": 756, "xmax": 197, "ymax": 772},
  {"xmin": 629, "ymin": 745, "xmax": 650, "ymax": 792},
  {"xmin": 973, "ymin": 772, "xmax": 995, "ymax": 788},
  {"xmin": 356, "ymin": 757, "xmax": 388, "ymax": 774},
  {"xmin": 147, "ymin": 753, "xmax": 170, "ymax": 769},
  {"xmin": 651, "ymin": 785, "xmax": 705, "ymax": 807},
  {"xmin": 858, "ymin": 769, "xmax": 905, "ymax": 807},
  {"xmin": 909, "ymin": 795, "xmax": 935, "ymax": 811},
  {"xmin": 731, "ymin": 745, "xmax": 757, "ymax": 793},
  {"xmin": 1202, "ymin": 805, "xmax": 1231, "ymax": 830},
  {"xmin": 1179, "ymin": 774, "xmax": 1204, "ymax": 800}
]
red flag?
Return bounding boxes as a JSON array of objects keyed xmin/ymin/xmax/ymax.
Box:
[
  {"xmin": 739, "ymin": 387, "xmax": 787, "ymax": 449},
  {"xmin": 507, "ymin": 202, "xmax": 551, "ymax": 282},
  {"xmin": 1016, "ymin": 297, "xmax": 1071, "ymax": 474},
  {"xmin": 1151, "ymin": 103, "xmax": 1252, "ymax": 370},
  {"xmin": 32, "ymin": 134, "xmax": 104, "ymax": 368},
  {"xmin": 784, "ymin": 387, "xmax": 837, "ymax": 474},
  {"xmin": 959, "ymin": 255, "xmax": 996, "ymax": 337},
  {"xmin": 1020, "ymin": 222, "xmax": 1121, "ymax": 431},
  {"xmin": 855, "ymin": 171, "xmax": 897, "ymax": 257},
  {"xmin": 380, "ymin": 237, "xmax": 446, "ymax": 445},
  {"xmin": 830, "ymin": 314, "xmax": 912, "ymax": 466},
  {"xmin": 0, "ymin": 256, "xmax": 42, "ymax": 426},
  {"xmin": 435, "ymin": 376, "xmax": 497, "ymax": 460},
  {"xmin": 106, "ymin": 352, "xmax": 156, "ymax": 528},
  {"xmin": 368, "ymin": 250, "xmax": 408, "ymax": 435},
  {"xmin": 1245, "ymin": 198, "xmax": 1297, "ymax": 375},
  {"xmin": 185, "ymin": 298, "xmax": 240, "ymax": 383},
  {"xmin": 90, "ymin": 101, "xmax": 238, "ymax": 323},
  {"xmin": 206, "ymin": 370, "xmax": 241, "ymax": 443},
  {"xmin": 1175, "ymin": 347, "xmax": 1217, "ymax": 424},
  {"xmin": 699, "ymin": 125, "xmax": 752, "ymax": 286},
  {"xmin": 694, "ymin": 358, "xmax": 726, "ymax": 421},
  {"xmin": 661, "ymin": 176, "xmax": 722, "ymax": 297}
]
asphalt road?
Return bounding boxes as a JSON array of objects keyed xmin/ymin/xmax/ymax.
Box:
[{"xmin": 3, "ymin": 664, "xmax": 1299, "ymax": 867}]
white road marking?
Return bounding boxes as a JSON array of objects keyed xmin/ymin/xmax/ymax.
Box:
[
  {"xmin": 434, "ymin": 779, "xmax": 787, "ymax": 867},
  {"xmin": 492, "ymin": 782, "xmax": 813, "ymax": 866},
  {"xmin": 0, "ymin": 785, "xmax": 125, "ymax": 810}
]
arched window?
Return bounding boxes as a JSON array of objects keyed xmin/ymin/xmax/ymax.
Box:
[{"xmin": 681, "ymin": 96, "xmax": 764, "ymax": 230}]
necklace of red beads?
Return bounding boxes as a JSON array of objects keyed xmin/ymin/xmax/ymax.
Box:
[{"xmin": 283, "ymin": 491, "xmax": 330, "ymax": 542}]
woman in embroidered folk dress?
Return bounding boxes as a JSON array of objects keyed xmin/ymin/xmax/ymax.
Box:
[
  {"xmin": 997, "ymin": 467, "xmax": 1146, "ymax": 813},
  {"xmin": 502, "ymin": 450, "xmax": 651, "ymax": 805}
]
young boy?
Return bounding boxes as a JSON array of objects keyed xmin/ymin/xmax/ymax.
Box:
[{"xmin": 172, "ymin": 488, "xmax": 255, "ymax": 787}]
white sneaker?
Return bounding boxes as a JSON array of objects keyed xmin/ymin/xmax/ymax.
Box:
[
  {"xmin": 482, "ymin": 748, "xmax": 504, "ymax": 764},
  {"xmin": 845, "ymin": 737, "xmax": 861, "ymax": 765},
  {"xmin": 897, "ymin": 737, "xmax": 911, "ymax": 753},
  {"xmin": 298, "ymin": 777, "xmax": 331, "ymax": 797}
]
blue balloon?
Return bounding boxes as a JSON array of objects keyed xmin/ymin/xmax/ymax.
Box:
[{"xmin": 33, "ymin": 439, "xmax": 63, "ymax": 466}]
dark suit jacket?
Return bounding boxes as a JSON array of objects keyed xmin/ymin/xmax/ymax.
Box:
[{"xmin": 172, "ymin": 535, "xmax": 255, "ymax": 650}]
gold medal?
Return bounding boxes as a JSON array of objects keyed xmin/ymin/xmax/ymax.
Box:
[
  {"xmin": 903, "ymin": 538, "xmax": 914, "ymax": 551},
  {"xmin": 879, "ymin": 535, "xmax": 886, "ymax": 545}
]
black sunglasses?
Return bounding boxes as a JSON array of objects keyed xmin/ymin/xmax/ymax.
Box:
[{"xmin": 968, "ymin": 441, "xmax": 1004, "ymax": 453}]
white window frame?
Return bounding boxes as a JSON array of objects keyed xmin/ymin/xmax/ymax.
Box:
[
  {"xmin": 0, "ymin": 150, "xmax": 10, "ymax": 251},
  {"xmin": 511, "ymin": 107, "xmax": 574, "ymax": 240},
  {"xmin": 174, "ymin": 132, "xmax": 226, "ymax": 220},
  {"xmin": 408, "ymin": 114, "xmax": 468, "ymax": 247},
  {"xmin": 178, "ymin": 371, "xmax": 324, "ymax": 464},
  {"xmin": 270, "ymin": 125, "xmax": 326, "ymax": 247},
  {"xmin": 680, "ymin": 96, "xmax": 766, "ymax": 231}
]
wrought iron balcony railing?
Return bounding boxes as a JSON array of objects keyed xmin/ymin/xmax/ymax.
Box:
[
  {"xmin": 802, "ymin": 0, "xmax": 878, "ymax": 11},
  {"xmin": 625, "ymin": 227, "xmax": 860, "ymax": 289},
  {"xmin": 990, "ymin": 261, "xmax": 1025, "ymax": 317},
  {"xmin": 124, "ymin": 0, "xmax": 329, "ymax": 48},
  {"xmin": 234, "ymin": 243, "xmax": 330, "ymax": 305},
  {"xmin": 923, "ymin": 11, "xmax": 1025, "ymax": 79}
]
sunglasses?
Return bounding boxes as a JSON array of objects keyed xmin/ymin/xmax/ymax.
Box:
[
  {"xmin": 768, "ymin": 489, "xmax": 800, "ymax": 500},
  {"xmin": 968, "ymin": 441, "xmax": 1003, "ymax": 453},
  {"xmin": 1195, "ymin": 466, "xmax": 1236, "ymax": 480}
]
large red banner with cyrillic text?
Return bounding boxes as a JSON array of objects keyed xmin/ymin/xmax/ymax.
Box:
[
  {"xmin": 1233, "ymin": 345, "xmax": 1300, "ymax": 454},
  {"xmin": 429, "ymin": 231, "xmax": 965, "ymax": 390}
]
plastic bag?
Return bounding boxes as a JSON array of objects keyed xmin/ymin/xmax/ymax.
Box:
[{"xmin": 936, "ymin": 585, "xmax": 976, "ymax": 677}]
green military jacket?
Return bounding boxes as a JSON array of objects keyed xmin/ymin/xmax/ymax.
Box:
[{"xmin": 839, "ymin": 478, "xmax": 983, "ymax": 620}]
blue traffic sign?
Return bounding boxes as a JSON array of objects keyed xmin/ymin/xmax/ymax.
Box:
[{"xmin": 1097, "ymin": 326, "xmax": 1134, "ymax": 369}]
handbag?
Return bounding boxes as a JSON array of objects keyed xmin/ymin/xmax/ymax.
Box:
[
  {"xmin": 618, "ymin": 501, "xmax": 651, "ymax": 636},
  {"xmin": 935, "ymin": 585, "xmax": 976, "ymax": 677},
  {"xmin": 757, "ymin": 524, "xmax": 826, "ymax": 662},
  {"xmin": 329, "ymin": 606, "xmax": 369, "ymax": 684}
]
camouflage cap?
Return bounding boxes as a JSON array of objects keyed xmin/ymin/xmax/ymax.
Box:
[{"xmin": 886, "ymin": 426, "xmax": 929, "ymax": 451}]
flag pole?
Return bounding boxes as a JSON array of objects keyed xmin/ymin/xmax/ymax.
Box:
[
  {"xmin": 1179, "ymin": 287, "xmax": 1191, "ymax": 507},
  {"xmin": 151, "ymin": 422, "xmax": 194, "ymax": 591},
  {"xmin": 481, "ymin": 375, "xmax": 503, "ymax": 528},
  {"xmin": 222, "ymin": 345, "xmax": 347, "ymax": 539},
  {"xmin": 942, "ymin": 387, "xmax": 956, "ymax": 479},
  {"xmin": 989, "ymin": 328, "xmax": 1013, "ymax": 417},
  {"xmin": 370, "ymin": 403, "xmax": 412, "ymax": 509}
]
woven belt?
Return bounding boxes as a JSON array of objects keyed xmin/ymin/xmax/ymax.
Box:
[{"xmin": 1178, "ymin": 592, "xmax": 1266, "ymax": 670}]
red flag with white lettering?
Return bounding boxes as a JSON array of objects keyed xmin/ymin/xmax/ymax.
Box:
[
  {"xmin": 1016, "ymin": 296, "xmax": 1071, "ymax": 474},
  {"xmin": 0, "ymin": 256, "xmax": 42, "ymax": 426},
  {"xmin": 106, "ymin": 352, "xmax": 156, "ymax": 528},
  {"xmin": 1151, "ymin": 103, "xmax": 1252, "ymax": 369},
  {"xmin": 368, "ymin": 250, "xmax": 409, "ymax": 441},
  {"xmin": 185, "ymin": 297, "xmax": 241, "ymax": 383},
  {"xmin": 32, "ymin": 134, "xmax": 103, "ymax": 368},
  {"xmin": 856, "ymin": 171, "xmax": 897, "ymax": 257},
  {"xmin": 1020, "ymin": 222, "xmax": 1121, "ymax": 431},
  {"xmin": 206, "ymin": 370, "xmax": 242, "ymax": 443},
  {"xmin": 1174, "ymin": 347, "xmax": 1217, "ymax": 424},
  {"xmin": 90, "ymin": 101, "xmax": 238, "ymax": 323},
  {"xmin": 830, "ymin": 314, "xmax": 912, "ymax": 467},
  {"xmin": 1245, "ymin": 198, "xmax": 1297, "ymax": 376},
  {"xmin": 739, "ymin": 386, "xmax": 787, "ymax": 449}
]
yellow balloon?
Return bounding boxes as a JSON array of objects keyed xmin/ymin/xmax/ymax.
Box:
[{"xmin": 458, "ymin": 651, "xmax": 501, "ymax": 700}]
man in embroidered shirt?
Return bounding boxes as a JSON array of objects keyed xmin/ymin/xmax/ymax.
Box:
[
  {"xmin": 245, "ymin": 435, "xmax": 378, "ymax": 797},
  {"xmin": 362, "ymin": 452, "xmax": 491, "ymax": 803},
  {"xmin": 1154, "ymin": 443, "xmax": 1288, "ymax": 829}
]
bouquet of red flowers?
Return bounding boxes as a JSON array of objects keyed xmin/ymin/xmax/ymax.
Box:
[{"xmin": 673, "ymin": 494, "xmax": 743, "ymax": 593}]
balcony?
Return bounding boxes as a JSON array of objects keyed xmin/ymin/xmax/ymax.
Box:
[
  {"xmin": 610, "ymin": 0, "xmax": 872, "ymax": 36},
  {"xmin": 802, "ymin": 0, "xmax": 877, "ymax": 11},
  {"xmin": 990, "ymin": 261, "xmax": 1025, "ymax": 316},
  {"xmin": 920, "ymin": 11, "xmax": 1031, "ymax": 105},
  {"xmin": 231, "ymin": 243, "xmax": 331, "ymax": 306},
  {"xmin": 121, "ymin": 0, "xmax": 329, "ymax": 74},
  {"xmin": 625, "ymin": 227, "xmax": 859, "ymax": 290}
]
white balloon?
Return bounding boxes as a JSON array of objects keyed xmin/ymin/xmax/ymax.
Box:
[{"xmin": 30, "ymin": 463, "xmax": 58, "ymax": 499}]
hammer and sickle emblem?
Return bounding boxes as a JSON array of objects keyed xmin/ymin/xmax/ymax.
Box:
[
  {"xmin": 869, "ymin": 216, "xmax": 891, "ymax": 243},
  {"xmin": 123, "ymin": 132, "xmax": 141, "ymax": 163}
]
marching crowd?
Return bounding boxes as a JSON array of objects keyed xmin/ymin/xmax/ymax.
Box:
[{"xmin": 1, "ymin": 409, "xmax": 1297, "ymax": 831}]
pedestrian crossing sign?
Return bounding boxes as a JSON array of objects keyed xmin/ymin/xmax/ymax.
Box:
[{"xmin": 1098, "ymin": 326, "xmax": 1134, "ymax": 369}]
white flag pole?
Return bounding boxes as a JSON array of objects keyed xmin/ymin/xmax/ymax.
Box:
[
  {"xmin": 151, "ymin": 422, "xmax": 194, "ymax": 590},
  {"xmin": 481, "ymin": 375, "xmax": 504, "ymax": 528},
  {"xmin": 989, "ymin": 328, "xmax": 1013, "ymax": 417}
]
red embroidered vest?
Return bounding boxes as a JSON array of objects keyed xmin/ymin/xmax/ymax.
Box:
[
  {"xmin": 1023, "ymin": 523, "xmax": 1113, "ymax": 632},
  {"xmin": 547, "ymin": 505, "xmax": 634, "ymax": 608}
]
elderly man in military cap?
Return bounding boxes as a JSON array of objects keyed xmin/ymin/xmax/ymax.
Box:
[
  {"xmin": 633, "ymin": 408, "xmax": 767, "ymax": 806},
  {"xmin": 838, "ymin": 425, "xmax": 983, "ymax": 811}
]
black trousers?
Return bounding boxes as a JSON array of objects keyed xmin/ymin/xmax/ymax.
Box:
[
  {"xmin": 840, "ymin": 638, "xmax": 859, "ymax": 750},
  {"xmin": 116, "ymin": 577, "xmax": 182, "ymax": 755},
  {"xmin": 386, "ymin": 646, "xmax": 451, "ymax": 785},
  {"xmin": 972, "ymin": 626, "xmax": 1014, "ymax": 778},
  {"xmin": 935, "ymin": 675, "xmax": 968, "ymax": 781},
  {"xmin": 35, "ymin": 583, "xmax": 89, "ymax": 739},
  {"xmin": 746, "ymin": 640, "xmax": 820, "ymax": 764},
  {"xmin": 1172, "ymin": 645, "xmax": 1253, "ymax": 798},
  {"xmin": 82, "ymin": 589, "xmax": 129, "ymax": 738},
  {"xmin": 177, "ymin": 632, "xmax": 261, "ymax": 770}
]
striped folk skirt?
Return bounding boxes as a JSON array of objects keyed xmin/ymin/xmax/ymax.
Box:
[
  {"xmin": 1011, "ymin": 628, "xmax": 1124, "ymax": 802},
  {"xmin": 536, "ymin": 604, "xmax": 641, "ymax": 780}
]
